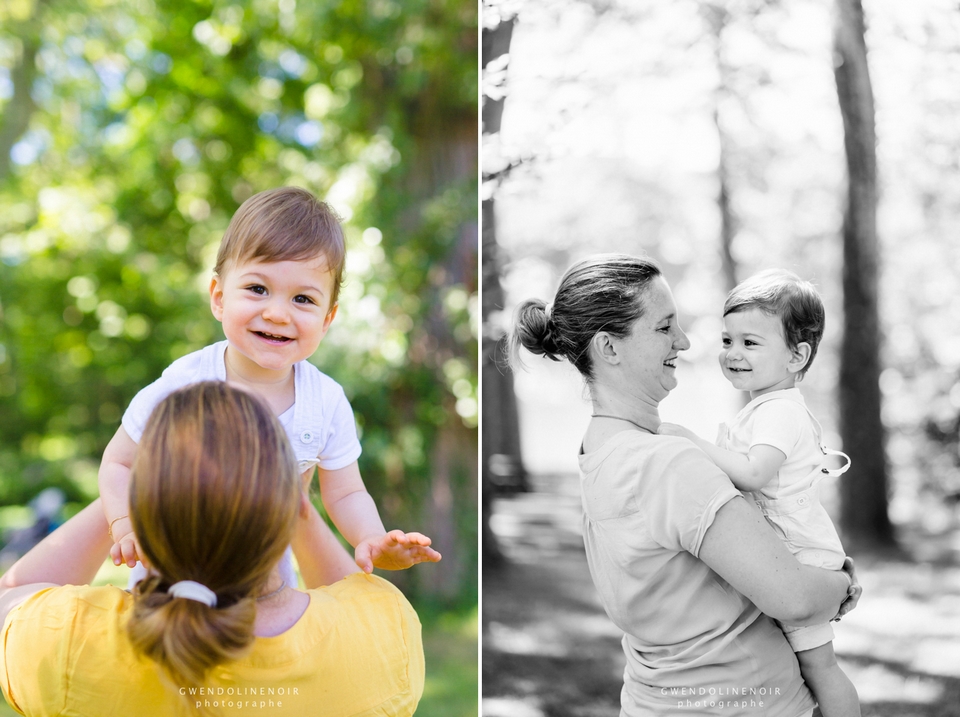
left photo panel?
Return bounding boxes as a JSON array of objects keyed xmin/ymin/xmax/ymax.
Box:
[{"xmin": 0, "ymin": 2, "xmax": 478, "ymax": 715}]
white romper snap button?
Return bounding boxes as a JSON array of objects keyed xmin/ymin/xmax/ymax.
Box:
[{"xmin": 300, "ymin": 431, "xmax": 313, "ymax": 443}]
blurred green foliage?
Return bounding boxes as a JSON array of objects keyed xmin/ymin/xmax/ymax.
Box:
[{"xmin": 0, "ymin": 0, "xmax": 477, "ymax": 608}]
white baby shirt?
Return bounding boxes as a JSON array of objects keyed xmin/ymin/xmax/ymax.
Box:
[{"xmin": 122, "ymin": 341, "xmax": 362, "ymax": 473}]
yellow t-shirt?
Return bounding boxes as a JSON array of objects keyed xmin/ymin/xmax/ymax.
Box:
[{"xmin": 1, "ymin": 572, "xmax": 423, "ymax": 716}]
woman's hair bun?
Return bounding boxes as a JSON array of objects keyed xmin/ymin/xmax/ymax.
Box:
[
  {"xmin": 507, "ymin": 253, "xmax": 663, "ymax": 381},
  {"xmin": 511, "ymin": 298, "xmax": 562, "ymax": 362}
]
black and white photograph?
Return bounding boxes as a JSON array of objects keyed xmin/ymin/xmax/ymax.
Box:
[{"xmin": 483, "ymin": 0, "xmax": 960, "ymax": 715}]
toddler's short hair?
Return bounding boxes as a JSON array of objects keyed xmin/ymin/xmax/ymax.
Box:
[
  {"xmin": 214, "ymin": 187, "xmax": 346, "ymax": 307},
  {"xmin": 723, "ymin": 269, "xmax": 825, "ymax": 377}
]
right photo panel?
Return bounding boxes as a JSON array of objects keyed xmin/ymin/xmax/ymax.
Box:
[{"xmin": 482, "ymin": 1, "xmax": 960, "ymax": 716}]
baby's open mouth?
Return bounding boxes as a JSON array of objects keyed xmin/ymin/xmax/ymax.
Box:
[{"xmin": 255, "ymin": 331, "xmax": 292, "ymax": 342}]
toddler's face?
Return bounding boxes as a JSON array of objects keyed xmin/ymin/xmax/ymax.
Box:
[
  {"xmin": 718, "ymin": 308, "xmax": 799, "ymax": 398},
  {"xmin": 210, "ymin": 255, "xmax": 337, "ymax": 377}
]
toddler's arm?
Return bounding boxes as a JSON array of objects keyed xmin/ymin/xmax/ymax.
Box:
[
  {"xmin": 317, "ymin": 462, "xmax": 441, "ymax": 573},
  {"xmin": 97, "ymin": 426, "xmax": 141, "ymax": 567},
  {"xmin": 658, "ymin": 423, "xmax": 785, "ymax": 493}
]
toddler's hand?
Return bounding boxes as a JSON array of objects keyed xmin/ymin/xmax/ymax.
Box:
[
  {"xmin": 354, "ymin": 530, "xmax": 442, "ymax": 573},
  {"xmin": 109, "ymin": 527, "xmax": 143, "ymax": 568},
  {"xmin": 658, "ymin": 422, "xmax": 695, "ymax": 441}
]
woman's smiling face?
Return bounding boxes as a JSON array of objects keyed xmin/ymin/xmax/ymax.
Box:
[{"xmin": 613, "ymin": 276, "xmax": 690, "ymax": 403}]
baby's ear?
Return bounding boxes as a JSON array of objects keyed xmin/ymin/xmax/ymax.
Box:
[
  {"xmin": 788, "ymin": 342, "xmax": 812, "ymax": 374},
  {"xmin": 209, "ymin": 275, "xmax": 225, "ymax": 321}
]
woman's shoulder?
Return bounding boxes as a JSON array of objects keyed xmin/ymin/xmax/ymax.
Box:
[
  {"xmin": 594, "ymin": 430, "xmax": 721, "ymax": 471},
  {"xmin": 301, "ymin": 574, "xmax": 421, "ymax": 643},
  {"xmin": 311, "ymin": 573, "xmax": 419, "ymax": 621},
  {"xmin": 581, "ymin": 431, "xmax": 731, "ymax": 504},
  {"xmin": 8, "ymin": 584, "xmax": 128, "ymax": 621},
  {"xmin": 294, "ymin": 574, "xmax": 425, "ymax": 714}
]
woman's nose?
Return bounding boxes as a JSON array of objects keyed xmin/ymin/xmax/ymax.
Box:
[{"xmin": 674, "ymin": 326, "xmax": 691, "ymax": 351}]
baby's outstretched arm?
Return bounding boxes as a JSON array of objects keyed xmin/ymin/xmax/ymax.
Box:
[
  {"xmin": 317, "ymin": 462, "xmax": 440, "ymax": 572},
  {"xmin": 97, "ymin": 426, "xmax": 142, "ymax": 567},
  {"xmin": 658, "ymin": 422, "xmax": 786, "ymax": 492}
]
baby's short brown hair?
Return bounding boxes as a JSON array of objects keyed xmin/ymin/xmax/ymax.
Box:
[{"xmin": 215, "ymin": 187, "xmax": 346, "ymax": 306}]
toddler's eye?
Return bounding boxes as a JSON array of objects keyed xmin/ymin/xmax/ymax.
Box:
[
  {"xmin": 246, "ymin": 284, "xmax": 266, "ymax": 295},
  {"xmin": 293, "ymin": 294, "xmax": 316, "ymax": 305},
  {"xmin": 721, "ymin": 338, "xmax": 731, "ymax": 347}
]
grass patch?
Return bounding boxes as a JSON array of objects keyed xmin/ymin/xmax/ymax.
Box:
[{"xmin": 418, "ymin": 607, "xmax": 478, "ymax": 717}]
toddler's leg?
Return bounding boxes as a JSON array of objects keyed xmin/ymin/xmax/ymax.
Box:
[{"xmin": 796, "ymin": 642, "xmax": 860, "ymax": 717}]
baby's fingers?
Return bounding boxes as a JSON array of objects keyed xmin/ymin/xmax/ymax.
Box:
[
  {"xmin": 354, "ymin": 543, "xmax": 374, "ymax": 574},
  {"xmin": 416, "ymin": 546, "xmax": 442, "ymax": 563},
  {"xmin": 119, "ymin": 539, "xmax": 140, "ymax": 568},
  {"xmin": 402, "ymin": 531, "xmax": 433, "ymax": 546},
  {"xmin": 383, "ymin": 529, "xmax": 409, "ymax": 545}
]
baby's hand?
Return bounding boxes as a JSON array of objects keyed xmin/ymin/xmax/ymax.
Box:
[
  {"xmin": 354, "ymin": 530, "xmax": 442, "ymax": 573},
  {"xmin": 658, "ymin": 422, "xmax": 696, "ymax": 441},
  {"xmin": 109, "ymin": 530, "xmax": 144, "ymax": 568}
]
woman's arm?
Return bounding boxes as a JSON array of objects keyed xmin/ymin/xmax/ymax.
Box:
[
  {"xmin": 0, "ymin": 499, "xmax": 112, "ymax": 627},
  {"xmin": 698, "ymin": 496, "xmax": 851, "ymax": 624}
]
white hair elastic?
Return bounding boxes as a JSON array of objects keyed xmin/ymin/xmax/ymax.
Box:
[{"xmin": 168, "ymin": 580, "xmax": 218, "ymax": 607}]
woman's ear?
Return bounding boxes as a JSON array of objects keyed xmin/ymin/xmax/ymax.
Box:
[
  {"xmin": 591, "ymin": 332, "xmax": 620, "ymax": 366},
  {"xmin": 788, "ymin": 342, "xmax": 812, "ymax": 375}
]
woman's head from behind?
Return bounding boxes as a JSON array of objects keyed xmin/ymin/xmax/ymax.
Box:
[
  {"xmin": 127, "ymin": 381, "xmax": 300, "ymax": 688},
  {"xmin": 509, "ymin": 254, "xmax": 667, "ymax": 383}
]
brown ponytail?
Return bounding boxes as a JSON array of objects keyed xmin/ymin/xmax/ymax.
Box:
[{"xmin": 126, "ymin": 381, "xmax": 300, "ymax": 690}]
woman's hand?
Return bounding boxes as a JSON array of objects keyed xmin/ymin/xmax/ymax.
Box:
[{"xmin": 833, "ymin": 556, "xmax": 862, "ymax": 621}]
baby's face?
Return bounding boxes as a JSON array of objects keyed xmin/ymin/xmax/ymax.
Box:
[
  {"xmin": 210, "ymin": 255, "xmax": 338, "ymax": 376},
  {"xmin": 718, "ymin": 308, "xmax": 798, "ymax": 397}
]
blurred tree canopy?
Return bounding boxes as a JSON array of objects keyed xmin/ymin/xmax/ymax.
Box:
[{"xmin": 0, "ymin": 0, "xmax": 477, "ymax": 606}]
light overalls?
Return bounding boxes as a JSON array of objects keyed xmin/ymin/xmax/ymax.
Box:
[{"xmin": 717, "ymin": 388, "xmax": 850, "ymax": 650}]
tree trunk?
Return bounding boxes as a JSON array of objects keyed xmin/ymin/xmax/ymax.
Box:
[
  {"xmin": 482, "ymin": 4, "xmax": 526, "ymax": 568},
  {"xmin": 833, "ymin": 0, "xmax": 896, "ymax": 549},
  {"xmin": 702, "ymin": 2, "xmax": 739, "ymax": 293},
  {"xmin": 0, "ymin": 10, "xmax": 43, "ymax": 185}
]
